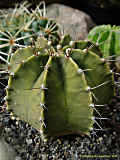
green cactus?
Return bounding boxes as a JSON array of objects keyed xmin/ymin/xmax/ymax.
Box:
[
  {"xmin": 0, "ymin": 1, "xmax": 115, "ymax": 141},
  {"xmin": 6, "ymin": 36, "xmax": 115, "ymax": 141},
  {"xmin": 0, "ymin": 1, "xmax": 59, "ymax": 65},
  {"xmin": 87, "ymin": 25, "xmax": 120, "ymax": 58}
]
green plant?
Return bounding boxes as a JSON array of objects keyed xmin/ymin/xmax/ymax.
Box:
[
  {"xmin": 0, "ymin": 2, "xmax": 115, "ymax": 142},
  {"xmin": 87, "ymin": 25, "xmax": 120, "ymax": 71},
  {"xmin": 0, "ymin": 1, "xmax": 59, "ymax": 66},
  {"xmin": 6, "ymin": 35, "xmax": 114, "ymax": 141},
  {"xmin": 87, "ymin": 25, "xmax": 120, "ymax": 58}
]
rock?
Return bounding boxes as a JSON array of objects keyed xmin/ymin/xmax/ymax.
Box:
[
  {"xmin": 46, "ymin": 3, "xmax": 95, "ymax": 40},
  {"xmin": 0, "ymin": 138, "xmax": 19, "ymax": 160}
]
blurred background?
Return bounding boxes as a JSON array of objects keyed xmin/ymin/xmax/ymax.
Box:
[{"xmin": 0, "ymin": 0, "xmax": 120, "ymax": 25}]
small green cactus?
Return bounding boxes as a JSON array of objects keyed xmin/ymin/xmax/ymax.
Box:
[
  {"xmin": 0, "ymin": 1, "xmax": 59, "ymax": 65},
  {"xmin": 87, "ymin": 25, "xmax": 120, "ymax": 58},
  {"xmin": 6, "ymin": 36, "xmax": 114, "ymax": 141}
]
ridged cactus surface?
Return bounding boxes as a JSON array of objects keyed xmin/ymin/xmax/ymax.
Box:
[
  {"xmin": 70, "ymin": 49, "xmax": 114, "ymax": 106},
  {"xmin": 6, "ymin": 36, "xmax": 114, "ymax": 140},
  {"xmin": 87, "ymin": 25, "xmax": 120, "ymax": 58},
  {"xmin": 0, "ymin": 1, "xmax": 59, "ymax": 65}
]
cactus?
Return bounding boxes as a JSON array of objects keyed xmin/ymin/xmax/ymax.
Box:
[
  {"xmin": 87, "ymin": 25, "xmax": 120, "ymax": 71},
  {"xmin": 6, "ymin": 35, "xmax": 115, "ymax": 141},
  {"xmin": 0, "ymin": 1, "xmax": 115, "ymax": 141},
  {"xmin": 0, "ymin": 1, "xmax": 59, "ymax": 65},
  {"xmin": 87, "ymin": 25, "xmax": 120, "ymax": 59}
]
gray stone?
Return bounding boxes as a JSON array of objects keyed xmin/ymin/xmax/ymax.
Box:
[
  {"xmin": 0, "ymin": 138, "xmax": 18, "ymax": 160},
  {"xmin": 46, "ymin": 3, "xmax": 95, "ymax": 40}
]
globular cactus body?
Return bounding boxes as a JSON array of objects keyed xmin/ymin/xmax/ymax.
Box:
[
  {"xmin": 0, "ymin": 2, "xmax": 115, "ymax": 141},
  {"xmin": 0, "ymin": 1, "xmax": 59, "ymax": 65},
  {"xmin": 6, "ymin": 36, "xmax": 114, "ymax": 141}
]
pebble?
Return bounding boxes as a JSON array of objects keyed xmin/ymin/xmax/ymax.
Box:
[{"xmin": 0, "ymin": 138, "xmax": 17, "ymax": 160}]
